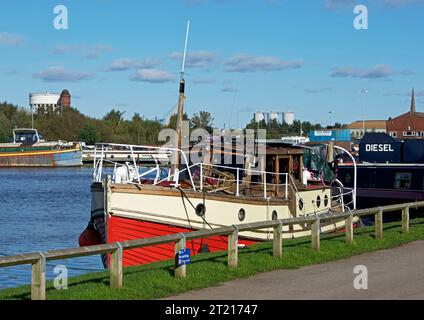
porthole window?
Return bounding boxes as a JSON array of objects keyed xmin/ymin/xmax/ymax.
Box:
[
  {"xmin": 316, "ymin": 196, "xmax": 321, "ymax": 208},
  {"xmin": 238, "ymin": 209, "xmax": 246, "ymax": 221},
  {"xmin": 324, "ymin": 195, "xmax": 329, "ymax": 207},
  {"xmin": 272, "ymin": 210, "xmax": 278, "ymax": 220},
  {"xmin": 299, "ymin": 198, "xmax": 304, "ymax": 211},
  {"xmin": 195, "ymin": 203, "xmax": 206, "ymax": 217}
]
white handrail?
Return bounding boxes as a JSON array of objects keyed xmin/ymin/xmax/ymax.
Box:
[
  {"xmin": 334, "ymin": 146, "xmax": 357, "ymax": 210},
  {"xmin": 93, "ymin": 143, "xmax": 196, "ymax": 191}
]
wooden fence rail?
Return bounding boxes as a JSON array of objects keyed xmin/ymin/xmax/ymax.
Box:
[{"xmin": 1, "ymin": 200, "xmax": 424, "ymax": 300}]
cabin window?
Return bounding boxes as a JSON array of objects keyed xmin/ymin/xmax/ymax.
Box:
[
  {"xmin": 316, "ymin": 196, "xmax": 321, "ymax": 208},
  {"xmin": 394, "ymin": 173, "xmax": 411, "ymax": 190},
  {"xmin": 324, "ymin": 195, "xmax": 329, "ymax": 207},
  {"xmin": 272, "ymin": 210, "xmax": 278, "ymax": 220},
  {"xmin": 299, "ymin": 198, "xmax": 304, "ymax": 211}
]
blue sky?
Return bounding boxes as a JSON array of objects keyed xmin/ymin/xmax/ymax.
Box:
[{"xmin": 0, "ymin": 0, "xmax": 423, "ymax": 128}]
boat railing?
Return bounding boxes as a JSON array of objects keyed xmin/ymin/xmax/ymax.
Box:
[
  {"xmin": 93, "ymin": 143, "xmax": 293, "ymax": 199},
  {"xmin": 92, "ymin": 143, "xmax": 355, "ymax": 213},
  {"xmin": 154, "ymin": 162, "xmax": 291, "ymax": 200},
  {"xmin": 92, "ymin": 143, "xmax": 196, "ymax": 189}
]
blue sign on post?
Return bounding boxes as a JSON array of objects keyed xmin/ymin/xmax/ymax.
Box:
[{"xmin": 177, "ymin": 248, "xmax": 191, "ymax": 266}]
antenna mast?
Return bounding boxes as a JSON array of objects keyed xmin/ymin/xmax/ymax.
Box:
[
  {"xmin": 171, "ymin": 20, "xmax": 190, "ymax": 176},
  {"xmin": 181, "ymin": 20, "xmax": 190, "ymax": 80}
]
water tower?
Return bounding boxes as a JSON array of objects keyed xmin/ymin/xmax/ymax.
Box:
[
  {"xmin": 254, "ymin": 111, "xmax": 265, "ymax": 123},
  {"xmin": 283, "ymin": 112, "xmax": 295, "ymax": 125},
  {"xmin": 29, "ymin": 92, "xmax": 61, "ymax": 114},
  {"xmin": 268, "ymin": 111, "xmax": 279, "ymax": 124}
]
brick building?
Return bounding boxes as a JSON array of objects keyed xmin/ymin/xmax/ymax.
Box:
[
  {"xmin": 347, "ymin": 120, "xmax": 387, "ymax": 139},
  {"xmin": 387, "ymin": 89, "xmax": 424, "ymax": 139}
]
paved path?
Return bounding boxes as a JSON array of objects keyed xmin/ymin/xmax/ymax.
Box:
[{"xmin": 166, "ymin": 241, "xmax": 424, "ymax": 300}]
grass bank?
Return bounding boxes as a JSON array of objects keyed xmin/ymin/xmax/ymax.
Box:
[{"xmin": 1, "ymin": 218, "xmax": 424, "ymax": 300}]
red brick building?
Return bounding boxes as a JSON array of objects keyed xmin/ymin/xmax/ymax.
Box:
[{"xmin": 387, "ymin": 89, "xmax": 424, "ymax": 139}]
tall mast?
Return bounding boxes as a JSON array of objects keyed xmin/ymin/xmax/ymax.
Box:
[{"xmin": 172, "ymin": 20, "xmax": 190, "ymax": 175}]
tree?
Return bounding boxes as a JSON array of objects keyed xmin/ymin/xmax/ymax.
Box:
[
  {"xmin": 78, "ymin": 124, "xmax": 98, "ymax": 145},
  {"xmin": 103, "ymin": 109, "xmax": 125, "ymax": 131},
  {"xmin": 167, "ymin": 112, "xmax": 189, "ymax": 129},
  {"xmin": 190, "ymin": 111, "xmax": 214, "ymax": 133}
]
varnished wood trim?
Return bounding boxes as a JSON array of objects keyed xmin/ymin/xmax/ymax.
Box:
[{"xmin": 110, "ymin": 183, "xmax": 289, "ymax": 206}]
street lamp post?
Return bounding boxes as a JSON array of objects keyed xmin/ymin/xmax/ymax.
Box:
[{"xmin": 360, "ymin": 89, "xmax": 368, "ymax": 137}]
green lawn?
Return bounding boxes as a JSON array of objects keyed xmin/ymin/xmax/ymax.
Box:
[{"xmin": 1, "ymin": 218, "xmax": 424, "ymax": 300}]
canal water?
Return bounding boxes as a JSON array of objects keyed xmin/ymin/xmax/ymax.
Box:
[{"xmin": 0, "ymin": 167, "xmax": 103, "ymax": 289}]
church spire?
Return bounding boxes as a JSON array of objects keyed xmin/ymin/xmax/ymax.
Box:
[{"xmin": 411, "ymin": 88, "xmax": 416, "ymax": 113}]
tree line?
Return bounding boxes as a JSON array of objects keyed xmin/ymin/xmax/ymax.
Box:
[{"xmin": 0, "ymin": 101, "xmax": 345, "ymax": 145}]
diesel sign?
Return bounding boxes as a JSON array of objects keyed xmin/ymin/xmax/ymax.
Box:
[{"xmin": 365, "ymin": 144, "xmax": 394, "ymax": 152}]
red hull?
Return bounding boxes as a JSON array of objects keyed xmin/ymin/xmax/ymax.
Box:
[{"xmin": 108, "ymin": 216, "xmax": 257, "ymax": 267}]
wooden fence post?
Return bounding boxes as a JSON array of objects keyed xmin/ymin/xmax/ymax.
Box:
[
  {"xmin": 228, "ymin": 226, "xmax": 239, "ymax": 268},
  {"xmin": 31, "ymin": 252, "xmax": 46, "ymax": 300},
  {"xmin": 110, "ymin": 243, "xmax": 123, "ymax": 288},
  {"xmin": 375, "ymin": 208, "xmax": 383, "ymax": 239},
  {"xmin": 174, "ymin": 234, "xmax": 186, "ymax": 279},
  {"xmin": 273, "ymin": 221, "xmax": 283, "ymax": 258},
  {"xmin": 402, "ymin": 206, "xmax": 410, "ymax": 234},
  {"xmin": 345, "ymin": 214, "xmax": 354, "ymax": 245},
  {"xmin": 311, "ymin": 218, "xmax": 320, "ymax": 252}
]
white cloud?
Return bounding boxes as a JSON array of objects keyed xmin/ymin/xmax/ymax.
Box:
[
  {"xmin": 169, "ymin": 50, "xmax": 219, "ymax": 68},
  {"xmin": 0, "ymin": 32, "xmax": 25, "ymax": 46},
  {"xmin": 381, "ymin": 0, "xmax": 424, "ymax": 7},
  {"xmin": 33, "ymin": 66, "xmax": 94, "ymax": 82},
  {"xmin": 52, "ymin": 43, "xmax": 113, "ymax": 59},
  {"xmin": 325, "ymin": 0, "xmax": 355, "ymax": 9},
  {"xmin": 330, "ymin": 64, "xmax": 413, "ymax": 79},
  {"xmin": 225, "ymin": 54, "xmax": 304, "ymax": 73},
  {"xmin": 131, "ymin": 69, "xmax": 175, "ymax": 83},
  {"xmin": 108, "ymin": 58, "xmax": 160, "ymax": 71}
]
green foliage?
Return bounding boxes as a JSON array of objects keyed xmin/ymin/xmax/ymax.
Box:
[
  {"xmin": 190, "ymin": 111, "xmax": 214, "ymax": 133},
  {"xmin": 167, "ymin": 112, "xmax": 189, "ymax": 130},
  {"xmin": 78, "ymin": 124, "xmax": 98, "ymax": 145},
  {"xmin": 0, "ymin": 103, "xmax": 169, "ymax": 146}
]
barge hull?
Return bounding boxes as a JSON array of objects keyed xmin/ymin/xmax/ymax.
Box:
[
  {"xmin": 0, "ymin": 149, "xmax": 82, "ymax": 167},
  {"xmin": 107, "ymin": 215, "xmax": 257, "ymax": 267}
]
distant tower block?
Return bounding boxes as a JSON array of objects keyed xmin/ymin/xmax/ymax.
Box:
[{"xmin": 284, "ymin": 112, "xmax": 295, "ymax": 125}]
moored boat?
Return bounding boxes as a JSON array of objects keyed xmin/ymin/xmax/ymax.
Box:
[
  {"xmin": 79, "ymin": 22, "xmax": 356, "ymax": 268},
  {"xmin": 0, "ymin": 128, "xmax": 83, "ymax": 167}
]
